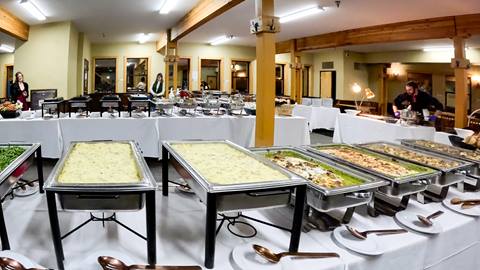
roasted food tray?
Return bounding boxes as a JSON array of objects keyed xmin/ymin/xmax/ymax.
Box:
[
  {"xmin": 251, "ymin": 147, "xmax": 388, "ymax": 211},
  {"xmin": 401, "ymin": 139, "xmax": 480, "ymax": 176},
  {"xmin": 163, "ymin": 140, "xmax": 305, "ymax": 212},
  {"xmin": 358, "ymin": 142, "xmax": 474, "ymax": 187},
  {"xmin": 0, "ymin": 143, "xmax": 39, "ymax": 199},
  {"xmin": 306, "ymin": 144, "xmax": 441, "ymax": 197},
  {"xmin": 44, "ymin": 141, "xmax": 156, "ymax": 211}
]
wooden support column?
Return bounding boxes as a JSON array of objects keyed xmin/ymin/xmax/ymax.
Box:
[
  {"xmin": 254, "ymin": 0, "xmax": 277, "ymax": 147},
  {"xmin": 289, "ymin": 41, "xmax": 297, "ymax": 101},
  {"xmin": 164, "ymin": 30, "xmax": 178, "ymax": 97},
  {"xmin": 295, "ymin": 56, "xmax": 302, "ymax": 104},
  {"xmin": 452, "ymin": 36, "xmax": 469, "ymax": 128}
]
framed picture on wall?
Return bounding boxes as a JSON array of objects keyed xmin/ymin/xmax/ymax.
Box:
[
  {"xmin": 407, "ymin": 72, "xmax": 433, "ymax": 94},
  {"xmin": 207, "ymin": 75, "xmax": 218, "ymax": 89},
  {"xmin": 83, "ymin": 59, "xmax": 89, "ymax": 95}
]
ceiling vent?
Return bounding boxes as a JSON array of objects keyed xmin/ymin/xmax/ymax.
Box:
[{"xmin": 322, "ymin": 61, "xmax": 334, "ymax": 69}]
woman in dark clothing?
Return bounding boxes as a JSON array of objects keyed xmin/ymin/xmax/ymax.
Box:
[{"xmin": 10, "ymin": 72, "xmax": 29, "ymax": 110}]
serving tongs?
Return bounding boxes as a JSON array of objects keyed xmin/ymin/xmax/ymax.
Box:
[{"xmin": 98, "ymin": 256, "xmax": 201, "ymax": 270}]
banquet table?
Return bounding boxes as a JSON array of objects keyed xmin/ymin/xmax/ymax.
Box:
[
  {"xmin": 293, "ymin": 104, "xmax": 340, "ymax": 131},
  {"xmin": 333, "ymin": 113, "xmax": 436, "ymax": 144},
  {"xmin": 0, "ymin": 113, "xmax": 309, "ymax": 158}
]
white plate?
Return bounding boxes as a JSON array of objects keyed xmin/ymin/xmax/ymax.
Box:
[
  {"xmin": 443, "ymin": 198, "xmax": 480, "ymax": 217},
  {"xmin": 332, "ymin": 226, "xmax": 384, "ymax": 256},
  {"xmin": 231, "ymin": 242, "xmax": 290, "ymax": 270},
  {"xmin": 395, "ymin": 211, "xmax": 442, "ymax": 234}
]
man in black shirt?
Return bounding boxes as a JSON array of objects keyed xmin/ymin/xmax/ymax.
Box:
[{"xmin": 393, "ymin": 81, "xmax": 443, "ymax": 118}]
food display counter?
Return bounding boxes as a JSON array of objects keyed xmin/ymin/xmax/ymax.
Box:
[
  {"xmin": 252, "ymin": 147, "xmax": 387, "ymax": 230},
  {"xmin": 359, "ymin": 142, "xmax": 475, "ymax": 203},
  {"xmin": 0, "ymin": 143, "xmax": 43, "ymax": 250},
  {"xmin": 161, "ymin": 140, "xmax": 307, "ymax": 269},
  {"xmin": 306, "ymin": 144, "xmax": 441, "ymax": 216},
  {"xmin": 44, "ymin": 141, "xmax": 156, "ymax": 270}
]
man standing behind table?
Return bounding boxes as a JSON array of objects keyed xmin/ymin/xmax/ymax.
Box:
[{"xmin": 392, "ymin": 81, "xmax": 443, "ymax": 120}]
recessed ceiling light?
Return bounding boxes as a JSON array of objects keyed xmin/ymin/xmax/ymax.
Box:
[
  {"xmin": 209, "ymin": 35, "xmax": 234, "ymax": 46},
  {"xmin": 159, "ymin": 0, "xmax": 175, "ymax": 14},
  {"xmin": 0, "ymin": 44, "xmax": 15, "ymax": 53},
  {"xmin": 19, "ymin": 0, "xmax": 46, "ymax": 21},
  {"xmin": 138, "ymin": 33, "xmax": 151, "ymax": 44},
  {"xmin": 279, "ymin": 5, "xmax": 324, "ymax": 24},
  {"xmin": 422, "ymin": 46, "xmax": 454, "ymax": 52}
]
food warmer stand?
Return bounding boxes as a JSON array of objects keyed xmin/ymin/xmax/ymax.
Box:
[
  {"xmin": 67, "ymin": 96, "xmax": 92, "ymax": 117},
  {"xmin": 127, "ymin": 94, "xmax": 152, "ymax": 117},
  {"xmin": 0, "ymin": 143, "xmax": 43, "ymax": 250},
  {"xmin": 251, "ymin": 146, "xmax": 388, "ymax": 231},
  {"xmin": 44, "ymin": 141, "xmax": 156, "ymax": 270},
  {"xmin": 358, "ymin": 141, "xmax": 475, "ymax": 203},
  {"xmin": 306, "ymin": 144, "xmax": 441, "ymax": 216},
  {"xmin": 99, "ymin": 95, "xmax": 121, "ymax": 117},
  {"xmin": 401, "ymin": 139, "xmax": 480, "ymax": 190},
  {"xmin": 161, "ymin": 140, "xmax": 307, "ymax": 269},
  {"xmin": 41, "ymin": 97, "xmax": 64, "ymax": 118}
]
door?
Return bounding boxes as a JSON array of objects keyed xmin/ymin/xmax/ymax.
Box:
[
  {"xmin": 4, "ymin": 65, "xmax": 14, "ymax": 99},
  {"xmin": 320, "ymin": 71, "xmax": 336, "ymax": 100}
]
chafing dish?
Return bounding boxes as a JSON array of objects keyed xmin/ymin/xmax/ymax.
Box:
[
  {"xmin": 67, "ymin": 96, "xmax": 91, "ymax": 117},
  {"xmin": 41, "ymin": 97, "xmax": 64, "ymax": 118},
  {"xmin": 306, "ymin": 144, "xmax": 441, "ymax": 216},
  {"xmin": 252, "ymin": 147, "xmax": 386, "ymax": 211},
  {"xmin": 152, "ymin": 98, "xmax": 175, "ymax": 116},
  {"xmin": 128, "ymin": 95, "xmax": 151, "ymax": 117},
  {"xmin": 100, "ymin": 95, "xmax": 121, "ymax": 117},
  {"xmin": 175, "ymin": 98, "xmax": 197, "ymax": 116},
  {"xmin": 162, "ymin": 140, "xmax": 307, "ymax": 268},
  {"xmin": 219, "ymin": 96, "xmax": 244, "ymax": 115},
  {"xmin": 359, "ymin": 142, "xmax": 475, "ymax": 203},
  {"xmin": 44, "ymin": 141, "xmax": 156, "ymax": 211}
]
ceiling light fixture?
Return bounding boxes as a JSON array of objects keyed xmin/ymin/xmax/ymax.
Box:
[
  {"xmin": 279, "ymin": 5, "xmax": 324, "ymax": 24},
  {"xmin": 159, "ymin": 0, "xmax": 175, "ymax": 14},
  {"xmin": 19, "ymin": 0, "xmax": 46, "ymax": 21},
  {"xmin": 138, "ymin": 33, "xmax": 151, "ymax": 44},
  {"xmin": 209, "ymin": 35, "xmax": 234, "ymax": 46},
  {"xmin": 0, "ymin": 44, "xmax": 15, "ymax": 53},
  {"xmin": 422, "ymin": 46, "xmax": 454, "ymax": 52}
]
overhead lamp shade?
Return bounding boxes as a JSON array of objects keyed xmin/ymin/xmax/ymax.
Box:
[{"xmin": 364, "ymin": 88, "xmax": 375, "ymax": 99}]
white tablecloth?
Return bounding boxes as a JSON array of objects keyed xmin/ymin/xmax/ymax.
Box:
[
  {"xmin": 293, "ymin": 105, "xmax": 340, "ymax": 131},
  {"xmin": 333, "ymin": 114, "xmax": 436, "ymax": 144},
  {"xmin": 0, "ymin": 118, "xmax": 62, "ymax": 158},
  {"xmin": 0, "ymin": 114, "xmax": 309, "ymax": 159}
]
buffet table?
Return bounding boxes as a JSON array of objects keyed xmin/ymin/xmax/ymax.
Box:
[
  {"xmin": 333, "ymin": 114, "xmax": 436, "ymax": 144},
  {"xmin": 293, "ymin": 104, "xmax": 340, "ymax": 131},
  {"xmin": 0, "ymin": 114, "xmax": 309, "ymax": 159}
]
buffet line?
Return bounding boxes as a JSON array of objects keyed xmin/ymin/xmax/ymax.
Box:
[{"xmin": 1, "ymin": 137, "xmax": 480, "ymax": 269}]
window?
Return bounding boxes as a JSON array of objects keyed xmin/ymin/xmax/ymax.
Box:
[
  {"xmin": 201, "ymin": 59, "xmax": 221, "ymax": 90},
  {"xmin": 94, "ymin": 58, "xmax": 117, "ymax": 93},
  {"xmin": 125, "ymin": 58, "xmax": 148, "ymax": 93},
  {"xmin": 177, "ymin": 58, "xmax": 190, "ymax": 90},
  {"xmin": 275, "ymin": 64, "xmax": 285, "ymax": 96},
  {"xmin": 231, "ymin": 61, "xmax": 249, "ymax": 95},
  {"xmin": 83, "ymin": 59, "xmax": 89, "ymax": 95},
  {"xmin": 302, "ymin": 65, "xmax": 310, "ymax": 97}
]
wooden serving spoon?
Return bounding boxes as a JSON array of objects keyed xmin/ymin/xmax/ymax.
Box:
[
  {"xmin": 252, "ymin": 244, "xmax": 339, "ymax": 263},
  {"xmin": 98, "ymin": 256, "xmax": 201, "ymax": 270},
  {"xmin": 0, "ymin": 257, "xmax": 46, "ymax": 270},
  {"xmin": 450, "ymin": 197, "xmax": 480, "ymax": 205}
]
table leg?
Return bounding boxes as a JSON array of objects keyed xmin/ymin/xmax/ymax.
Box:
[
  {"xmin": 204, "ymin": 193, "xmax": 217, "ymax": 269},
  {"xmin": 289, "ymin": 185, "xmax": 306, "ymax": 252},
  {"xmin": 36, "ymin": 146, "xmax": 44, "ymax": 193},
  {"xmin": 46, "ymin": 191, "xmax": 65, "ymax": 270},
  {"xmin": 0, "ymin": 205, "xmax": 10, "ymax": 250},
  {"xmin": 146, "ymin": 191, "xmax": 156, "ymax": 266},
  {"xmin": 162, "ymin": 146, "xmax": 169, "ymax": 197}
]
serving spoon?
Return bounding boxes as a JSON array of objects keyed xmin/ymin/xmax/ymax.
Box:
[
  {"xmin": 346, "ymin": 225, "xmax": 407, "ymax": 240},
  {"xmin": 417, "ymin": 210, "xmax": 444, "ymax": 226},
  {"xmin": 0, "ymin": 257, "xmax": 47, "ymax": 270},
  {"xmin": 98, "ymin": 256, "xmax": 201, "ymax": 270},
  {"xmin": 450, "ymin": 197, "xmax": 480, "ymax": 205},
  {"xmin": 252, "ymin": 244, "xmax": 339, "ymax": 263}
]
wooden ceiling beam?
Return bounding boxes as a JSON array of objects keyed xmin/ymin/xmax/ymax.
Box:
[
  {"xmin": 170, "ymin": 0, "xmax": 244, "ymax": 42},
  {"xmin": 0, "ymin": 7, "xmax": 29, "ymax": 41},
  {"xmin": 275, "ymin": 40, "xmax": 292, "ymax": 54},
  {"xmin": 279, "ymin": 13, "xmax": 480, "ymax": 52}
]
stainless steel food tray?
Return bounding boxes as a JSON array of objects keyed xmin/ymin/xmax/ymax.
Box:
[
  {"xmin": 358, "ymin": 141, "xmax": 474, "ymax": 186},
  {"xmin": 401, "ymin": 139, "xmax": 480, "ymax": 175},
  {"xmin": 44, "ymin": 141, "xmax": 156, "ymax": 211},
  {"xmin": 306, "ymin": 144, "xmax": 441, "ymax": 196},
  {"xmin": 163, "ymin": 140, "xmax": 305, "ymax": 212},
  {"xmin": 251, "ymin": 147, "xmax": 388, "ymax": 211},
  {"xmin": 0, "ymin": 143, "xmax": 40, "ymax": 198}
]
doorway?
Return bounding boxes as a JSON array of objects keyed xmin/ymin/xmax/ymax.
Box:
[
  {"xmin": 320, "ymin": 70, "xmax": 336, "ymax": 100},
  {"xmin": 3, "ymin": 65, "xmax": 14, "ymax": 99}
]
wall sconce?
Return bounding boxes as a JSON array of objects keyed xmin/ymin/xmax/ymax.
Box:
[{"xmin": 472, "ymin": 75, "xmax": 480, "ymax": 87}]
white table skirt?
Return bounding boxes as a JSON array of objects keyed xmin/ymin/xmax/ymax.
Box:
[
  {"xmin": 0, "ymin": 115, "xmax": 309, "ymax": 159},
  {"xmin": 333, "ymin": 114, "xmax": 436, "ymax": 144},
  {"xmin": 293, "ymin": 105, "xmax": 340, "ymax": 131},
  {"xmin": 0, "ymin": 118, "xmax": 62, "ymax": 158}
]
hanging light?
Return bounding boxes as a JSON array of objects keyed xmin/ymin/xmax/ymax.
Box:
[{"xmin": 19, "ymin": 0, "xmax": 46, "ymax": 21}]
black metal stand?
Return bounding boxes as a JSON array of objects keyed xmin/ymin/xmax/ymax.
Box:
[
  {"xmin": 368, "ymin": 194, "xmax": 410, "ymax": 217},
  {"xmin": 128, "ymin": 101, "xmax": 152, "ymax": 117},
  {"xmin": 161, "ymin": 145, "xmax": 306, "ymax": 269},
  {"xmin": 0, "ymin": 146, "xmax": 44, "ymax": 250},
  {"xmin": 303, "ymin": 206, "xmax": 356, "ymax": 232},
  {"xmin": 416, "ymin": 186, "xmax": 450, "ymax": 204},
  {"xmin": 46, "ymin": 190, "xmax": 156, "ymax": 270}
]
